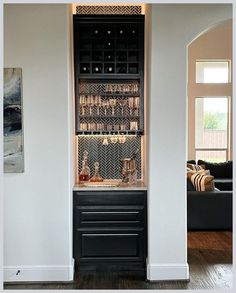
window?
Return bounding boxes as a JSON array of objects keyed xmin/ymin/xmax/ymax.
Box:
[
  {"xmin": 195, "ymin": 97, "xmax": 230, "ymax": 162},
  {"xmin": 196, "ymin": 60, "xmax": 230, "ymax": 83}
]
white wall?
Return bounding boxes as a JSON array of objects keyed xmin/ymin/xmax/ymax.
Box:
[
  {"xmin": 148, "ymin": 4, "xmax": 232, "ymax": 280},
  {"xmin": 188, "ymin": 20, "xmax": 232, "ymax": 160},
  {"xmin": 4, "ymin": 4, "xmax": 74, "ymax": 281},
  {"xmin": 3, "ymin": 3, "xmax": 232, "ymax": 283}
]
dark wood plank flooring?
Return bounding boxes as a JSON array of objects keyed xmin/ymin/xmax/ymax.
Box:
[{"xmin": 4, "ymin": 231, "xmax": 232, "ymax": 290}]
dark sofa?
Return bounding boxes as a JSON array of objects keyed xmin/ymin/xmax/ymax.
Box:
[
  {"xmin": 187, "ymin": 160, "xmax": 233, "ymax": 230},
  {"xmin": 188, "ymin": 190, "xmax": 232, "ymax": 230},
  {"xmin": 198, "ymin": 160, "xmax": 233, "ymax": 191}
]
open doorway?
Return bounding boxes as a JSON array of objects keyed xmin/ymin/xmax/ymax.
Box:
[{"xmin": 187, "ymin": 20, "xmax": 233, "ymax": 289}]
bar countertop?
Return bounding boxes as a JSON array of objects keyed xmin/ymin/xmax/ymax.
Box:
[{"xmin": 73, "ymin": 180, "xmax": 147, "ymax": 191}]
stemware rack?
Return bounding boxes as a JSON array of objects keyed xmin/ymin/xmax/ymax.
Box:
[{"xmin": 76, "ymin": 79, "xmax": 144, "ymax": 134}]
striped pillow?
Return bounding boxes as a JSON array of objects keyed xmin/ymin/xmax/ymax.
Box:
[
  {"xmin": 187, "ymin": 163, "xmax": 204, "ymax": 172},
  {"xmin": 188, "ymin": 169, "xmax": 210, "ymax": 176},
  {"xmin": 187, "ymin": 172, "xmax": 215, "ymax": 192}
]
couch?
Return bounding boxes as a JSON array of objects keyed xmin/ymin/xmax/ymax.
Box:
[
  {"xmin": 198, "ymin": 160, "xmax": 233, "ymax": 191},
  {"xmin": 187, "ymin": 160, "xmax": 233, "ymax": 230}
]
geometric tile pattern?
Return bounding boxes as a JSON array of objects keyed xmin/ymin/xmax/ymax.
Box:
[
  {"xmin": 78, "ymin": 135, "xmax": 142, "ymax": 179},
  {"xmin": 76, "ymin": 5, "xmax": 142, "ymax": 15}
]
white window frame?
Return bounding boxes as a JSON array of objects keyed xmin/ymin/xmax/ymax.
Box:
[
  {"xmin": 196, "ymin": 59, "xmax": 231, "ymax": 84},
  {"xmin": 195, "ymin": 96, "xmax": 231, "ymax": 162}
]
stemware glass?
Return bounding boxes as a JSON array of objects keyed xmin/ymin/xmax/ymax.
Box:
[
  {"xmin": 118, "ymin": 97, "xmax": 127, "ymax": 115},
  {"xmin": 105, "ymin": 84, "xmax": 109, "ymax": 93},
  {"xmin": 117, "ymin": 84, "xmax": 123, "ymax": 94},
  {"xmin": 79, "ymin": 95, "xmax": 86, "ymax": 116},
  {"xmin": 133, "ymin": 97, "xmax": 140, "ymax": 116},
  {"xmin": 128, "ymin": 97, "xmax": 134, "ymax": 115},
  {"xmin": 102, "ymin": 100, "xmax": 109, "ymax": 116},
  {"xmin": 109, "ymin": 98, "xmax": 117, "ymax": 116},
  {"xmin": 106, "ymin": 84, "xmax": 113, "ymax": 94},
  {"xmin": 94, "ymin": 95, "xmax": 102, "ymax": 115},
  {"xmin": 87, "ymin": 95, "xmax": 94, "ymax": 115}
]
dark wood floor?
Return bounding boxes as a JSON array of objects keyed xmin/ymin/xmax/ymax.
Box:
[{"xmin": 4, "ymin": 231, "xmax": 232, "ymax": 290}]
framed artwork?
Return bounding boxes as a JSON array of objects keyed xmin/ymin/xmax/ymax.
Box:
[{"xmin": 4, "ymin": 68, "xmax": 24, "ymax": 173}]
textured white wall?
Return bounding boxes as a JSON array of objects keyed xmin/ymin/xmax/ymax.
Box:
[
  {"xmin": 147, "ymin": 4, "xmax": 232, "ymax": 280},
  {"xmin": 4, "ymin": 4, "xmax": 74, "ymax": 281}
]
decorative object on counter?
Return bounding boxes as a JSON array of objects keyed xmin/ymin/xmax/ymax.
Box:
[
  {"xmin": 4, "ymin": 68, "xmax": 24, "ymax": 173},
  {"xmin": 120, "ymin": 148, "xmax": 139, "ymax": 184},
  {"xmin": 79, "ymin": 150, "xmax": 90, "ymax": 182},
  {"xmin": 120, "ymin": 157, "xmax": 136, "ymax": 183},
  {"xmin": 90, "ymin": 161, "xmax": 104, "ymax": 182}
]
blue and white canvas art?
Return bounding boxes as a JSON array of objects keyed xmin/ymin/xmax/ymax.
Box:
[{"xmin": 4, "ymin": 68, "xmax": 24, "ymax": 173}]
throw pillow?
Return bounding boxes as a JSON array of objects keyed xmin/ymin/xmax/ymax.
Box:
[
  {"xmin": 187, "ymin": 163, "xmax": 204, "ymax": 172},
  {"xmin": 197, "ymin": 160, "xmax": 233, "ymax": 178},
  {"xmin": 187, "ymin": 172, "xmax": 215, "ymax": 192},
  {"xmin": 188, "ymin": 169, "xmax": 210, "ymax": 176},
  {"xmin": 187, "ymin": 160, "xmax": 196, "ymax": 164}
]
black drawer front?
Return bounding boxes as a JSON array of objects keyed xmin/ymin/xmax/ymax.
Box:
[
  {"xmin": 75, "ymin": 206, "xmax": 144, "ymax": 227},
  {"xmin": 74, "ymin": 191, "xmax": 146, "ymax": 206},
  {"xmin": 73, "ymin": 191, "xmax": 147, "ymax": 272},
  {"xmin": 77, "ymin": 230, "xmax": 145, "ymax": 261}
]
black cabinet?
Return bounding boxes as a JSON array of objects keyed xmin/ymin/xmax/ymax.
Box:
[
  {"xmin": 73, "ymin": 15, "xmax": 145, "ymax": 135},
  {"xmin": 74, "ymin": 15, "xmax": 144, "ymax": 77},
  {"xmin": 73, "ymin": 191, "xmax": 147, "ymax": 272}
]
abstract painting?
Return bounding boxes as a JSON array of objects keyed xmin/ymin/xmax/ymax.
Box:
[{"xmin": 4, "ymin": 68, "xmax": 24, "ymax": 173}]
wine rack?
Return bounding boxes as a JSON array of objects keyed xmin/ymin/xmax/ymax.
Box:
[
  {"xmin": 74, "ymin": 15, "xmax": 144, "ymax": 78},
  {"xmin": 74, "ymin": 15, "xmax": 144, "ymax": 135}
]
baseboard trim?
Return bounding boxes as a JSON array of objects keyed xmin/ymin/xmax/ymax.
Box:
[
  {"xmin": 147, "ymin": 263, "xmax": 189, "ymax": 281},
  {"xmin": 4, "ymin": 259, "xmax": 75, "ymax": 282}
]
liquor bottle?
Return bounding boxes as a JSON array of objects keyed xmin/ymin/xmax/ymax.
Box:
[
  {"xmin": 79, "ymin": 151, "xmax": 90, "ymax": 182},
  {"xmin": 90, "ymin": 162, "xmax": 104, "ymax": 182}
]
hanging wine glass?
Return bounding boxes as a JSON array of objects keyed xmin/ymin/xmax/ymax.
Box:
[
  {"xmin": 118, "ymin": 97, "xmax": 127, "ymax": 116},
  {"xmin": 102, "ymin": 100, "xmax": 109, "ymax": 116},
  {"xmin": 128, "ymin": 97, "xmax": 134, "ymax": 115},
  {"xmin": 94, "ymin": 95, "xmax": 102, "ymax": 115},
  {"xmin": 109, "ymin": 98, "xmax": 117, "ymax": 116},
  {"xmin": 79, "ymin": 95, "xmax": 86, "ymax": 116},
  {"xmin": 133, "ymin": 97, "xmax": 140, "ymax": 116},
  {"xmin": 87, "ymin": 95, "xmax": 94, "ymax": 116}
]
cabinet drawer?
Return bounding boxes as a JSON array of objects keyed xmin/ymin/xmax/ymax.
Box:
[
  {"xmin": 76, "ymin": 229, "xmax": 145, "ymax": 261},
  {"xmin": 75, "ymin": 206, "xmax": 144, "ymax": 227},
  {"xmin": 74, "ymin": 191, "xmax": 146, "ymax": 206}
]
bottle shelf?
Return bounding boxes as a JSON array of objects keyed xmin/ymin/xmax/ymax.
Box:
[
  {"xmin": 79, "ymin": 116, "xmax": 140, "ymax": 119},
  {"xmin": 77, "ymin": 130, "xmax": 143, "ymax": 136}
]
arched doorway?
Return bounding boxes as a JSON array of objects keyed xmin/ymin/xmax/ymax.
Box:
[{"xmin": 187, "ymin": 19, "xmax": 233, "ymax": 289}]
